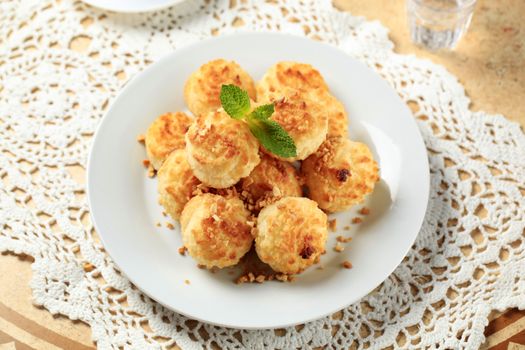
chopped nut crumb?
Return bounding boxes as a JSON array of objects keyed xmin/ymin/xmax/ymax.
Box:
[
  {"xmin": 147, "ymin": 164, "xmax": 156, "ymax": 178},
  {"xmin": 184, "ymin": 279, "xmax": 190, "ymax": 285},
  {"xmin": 336, "ymin": 235, "xmax": 353, "ymax": 243},
  {"xmin": 342, "ymin": 261, "xmax": 353, "ymax": 269},
  {"xmin": 359, "ymin": 207, "xmax": 370, "ymax": 215},
  {"xmin": 344, "ymin": 226, "xmax": 351, "ymax": 230},
  {"xmin": 142, "ymin": 159, "xmax": 150, "ymax": 168},
  {"xmin": 197, "ymin": 264, "xmax": 206, "ymax": 269},
  {"xmin": 334, "ymin": 243, "xmax": 344, "ymax": 252},
  {"xmin": 328, "ymin": 219, "xmax": 337, "ymax": 232},
  {"xmin": 155, "ymin": 222, "xmax": 161, "ymax": 227},
  {"xmin": 178, "ymin": 246, "xmax": 187, "ymax": 255},
  {"xmin": 162, "ymin": 211, "xmax": 167, "ymax": 217},
  {"xmin": 165, "ymin": 222, "xmax": 175, "ymax": 230},
  {"xmin": 255, "ymin": 275, "xmax": 265, "ymax": 283},
  {"xmin": 352, "ymin": 217, "xmax": 363, "ymax": 224},
  {"xmin": 136, "ymin": 134, "xmax": 145, "ymax": 143}
]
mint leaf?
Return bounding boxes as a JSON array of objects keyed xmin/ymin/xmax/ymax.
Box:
[
  {"xmin": 247, "ymin": 119, "xmax": 297, "ymax": 158},
  {"xmin": 220, "ymin": 84, "xmax": 251, "ymax": 119},
  {"xmin": 249, "ymin": 104, "xmax": 274, "ymax": 120}
]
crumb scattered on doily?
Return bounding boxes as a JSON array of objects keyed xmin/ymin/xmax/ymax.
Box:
[
  {"xmin": 137, "ymin": 134, "xmax": 145, "ymax": 143},
  {"xmin": 334, "ymin": 243, "xmax": 344, "ymax": 252},
  {"xmin": 328, "ymin": 219, "xmax": 337, "ymax": 232},
  {"xmin": 336, "ymin": 235, "xmax": 352, "ymax": 243},
  {"xmin": 165, "ymin": 222, "xmax": 175, "ymax": 230},
  {"xmin": 178, "ymin": 246, "xmax": 187, "ymax": 255},
  {"xmin": 184, "ymin": 279, "xmax": 191, "ymax": 285},
  {"xmin": 359, "ymin": 207, "xmax": 370, "ymax": 215},
  {"xmin": 342, "ymin": 261, "xmax": 353, "ymax": 269},
  {"xmin": 351, "ymin": 217, "xmax": 363, "ymax": 224}
]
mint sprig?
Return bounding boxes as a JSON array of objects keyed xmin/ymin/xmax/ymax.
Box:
[
  {"xmin": 220, "ymin": 84, "xmax": 297, "ymax": 158},
  {"xmin": 219, "ymin": 84, "xmax": 250, "ymax": 119}
]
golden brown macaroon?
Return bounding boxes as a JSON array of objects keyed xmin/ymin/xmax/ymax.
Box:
[
  {"xmin": 323, "ymin": 92, "xmax": 349, "ymax": 137},
  {"xmin": 157, "ymin": 149, "xmax": 201, "ymax": 220},
  {"xmin": 301, "ymin": 136, "xmax": 379, "ymax": 212},
  {"xmin": 239, "ymin": 154, "xmax": 302, "ymax": 210},
  {"xmin": 185, "ymin": 109, "xmax": 260, "ymax": 188},
  {"xmin": 180, "ymin": 193, "xmax": 253, "ymax": 269},
  {"xmin": 256, "ymin": 61, "xmax": 328, "ymax": 102},
  {"xmin": 145, "ymin": 112, "xmax": 193, "ymax": 170},
  {"xmin": 184, "ymin": 59, "xmax": 256, "ymax": 117},
  {"xmin": 266, "ymin": 90, "xmax": 328, "ymax": 161},
  {"xmin": 255, "ymin": 197, "xmax": 328, "ymax": 274}
]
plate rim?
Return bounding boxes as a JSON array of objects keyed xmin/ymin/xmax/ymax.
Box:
[
  {"xmin": 87, "ymin": 31, "xmax": 430, "ymax": 329},
  {"xmin": 80, "ymin": 0, "xmax": 186, "ymax": 13}
]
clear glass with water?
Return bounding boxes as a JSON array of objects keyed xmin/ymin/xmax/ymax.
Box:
[{"xmin": 407, "ymin": 0, "xmax": 477, "ymax": 50}]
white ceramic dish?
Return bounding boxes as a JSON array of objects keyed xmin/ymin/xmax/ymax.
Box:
[
  {"xmin": 81, "ymin": 0, "xmax": 184, "ymax": 13},
  {"xmin": 87, "ymin": 32, "xmax": 429, "ymax": 329}
]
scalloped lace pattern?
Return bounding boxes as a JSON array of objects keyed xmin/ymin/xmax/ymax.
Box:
[{"xmin": 0, "ymin": 0, "xmax": 524, "ymax": 349}]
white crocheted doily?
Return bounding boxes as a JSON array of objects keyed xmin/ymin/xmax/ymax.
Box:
[{"xmin": 1, "ymin": 0, "xmax": 524, "ymax": 349}]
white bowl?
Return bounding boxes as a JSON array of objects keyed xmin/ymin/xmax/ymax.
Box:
[{"xmin": 87, "ymin": 32, "xmax": 429, "ymax": 329}]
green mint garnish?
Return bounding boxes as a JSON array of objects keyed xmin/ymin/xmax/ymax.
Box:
[
  {"xmin": 220, "ymin": 85, "xmax": 297, "ymax": 158},
  {"xmin": 247, "ymin": 119, "xmax": 297, "ymax": 158},
  {"xmin": 219, "ymin": 84, "xmax": 251, "ymax": 119},
  {"xmin": 249, "ymin": 104, "xmax": 274, "ymax": 120}
]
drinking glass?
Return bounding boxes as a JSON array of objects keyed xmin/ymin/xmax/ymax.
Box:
[{"xmin": 407, "ymin": 0, "xmax": 477, "ymax": 50}]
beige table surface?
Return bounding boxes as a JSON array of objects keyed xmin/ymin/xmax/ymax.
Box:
[{"xmin": 1, "ymin": 0, "xmax": 524, "ymax": 349}]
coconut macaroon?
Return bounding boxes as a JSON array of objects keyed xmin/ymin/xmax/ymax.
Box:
[
  {"xmin": 239, "ymin": 154, "xmax": 302, "ymax": 211},
  {"xmin": 157, "ymin": 149, "xmax": 201, "ymax": 220},
  {"xmin": 255, "ymin": 197, "xmax": 328, "ymax": 274},
  {"xmin": 266, "ymin": 90, "xmax": 328, "ymax": 161},
  {"xmin": 302, "ymin": 136, "xmax": 379, "ymax": 212},
  {"xmin": 180, "ymin": 193, "xmax": 254, "ymax": 269},
  {"xmin": 184, "ymin": 59, "xmax": 256, "ymax": 117},
  {"xmin": 185, "ymin": 109, "xmax": 260, "ymax": 188},
  {"xmin": 323, "ymin": 92, "xmax": 349, "ymax": 137},
  {"xmin": 145, "ymin": 112, "xmax": 192, "ymax": 170},
  {"xmin": 256, "ymin": 61, "xmax": 328, "ymax": 102}
]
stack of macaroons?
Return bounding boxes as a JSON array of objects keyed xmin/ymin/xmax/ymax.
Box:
[{"xmin": 143, "ymin": 59, "xmax": 379, "ymax": 276}]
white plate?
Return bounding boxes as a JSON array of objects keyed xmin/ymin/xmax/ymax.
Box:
[
  {"xmin": 87, "ymin": 32, "xmax": 429, "ymax": 329},
  {"xmin": 81, "ymin": 0, "xmax": 184, "ymax": 13}
]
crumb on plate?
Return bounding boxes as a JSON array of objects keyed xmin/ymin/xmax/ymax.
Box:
[
  {"xmin": 359, "ymin": 207, "xmax": 370, "ymax": 215},
  {"xmin": 336, "ymin": 235, "xmax": 352, "ymax": 243},
  {"xmin": 147, "ymin": 164, "xmax": 156, "ymax": 178},
  {"xmin": 137, "ymin": 134, "xmax": 145, "ymax": 143},
  {"xmin": 328, "ymin": 218, "xmax": 337, "ymax": 232},
  {"xmin": 342, "ymin": 261, "xmax": 353, "ymax": 269},
  {"xmin": 344, "ymin": 225, "xmax": 351, "ymax": 230},
  {"xmin": 142, "ymin": 159, "xmax": 150, "ymax": 168},
  {"xmin": 178, "ymin": 246, "xmax": 187, "ymax": 255},
  {"xmin": 165, "ymin": 222, "xmax": 175, "ymax": 230},
  {"xmin": 184, "ymin": 279, "xmax": 190, "ymax": 285},
  {"xmin": 334, "ymin": 243, "xmax": 344, "ymax": 252},
  {"xmin": 351, "ymin": 217, "xmax": 363, "ymax": 224}
]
